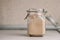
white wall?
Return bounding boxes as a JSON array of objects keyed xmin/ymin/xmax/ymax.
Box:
[{"xmin": 0, "ymin": 0, "xmax": 60, "ymax": 29}]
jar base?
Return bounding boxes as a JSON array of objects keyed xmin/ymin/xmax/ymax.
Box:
[{"xmin": 29, "ymin": 34, "xmax": 43, "ymax": 37}]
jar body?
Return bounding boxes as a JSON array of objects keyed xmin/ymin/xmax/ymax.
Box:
[{"xmin": 27, "ymin": 12, "xmax": 45, "ymax": 37}]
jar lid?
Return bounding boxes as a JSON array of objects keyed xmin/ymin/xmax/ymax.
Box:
[{"xmin": 27, "ymin": 8, "xmax": 47, "ymax": 13}]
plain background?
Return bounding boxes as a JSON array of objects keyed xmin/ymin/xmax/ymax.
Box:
[{"xmin": 0, "ymin": 0, "xmax": 60, "ymax": 29}]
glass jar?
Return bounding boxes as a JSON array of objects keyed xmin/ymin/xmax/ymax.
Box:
[{"xmin": 25, "ymin": 8, "xmax": 45, "ymax": 37}]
